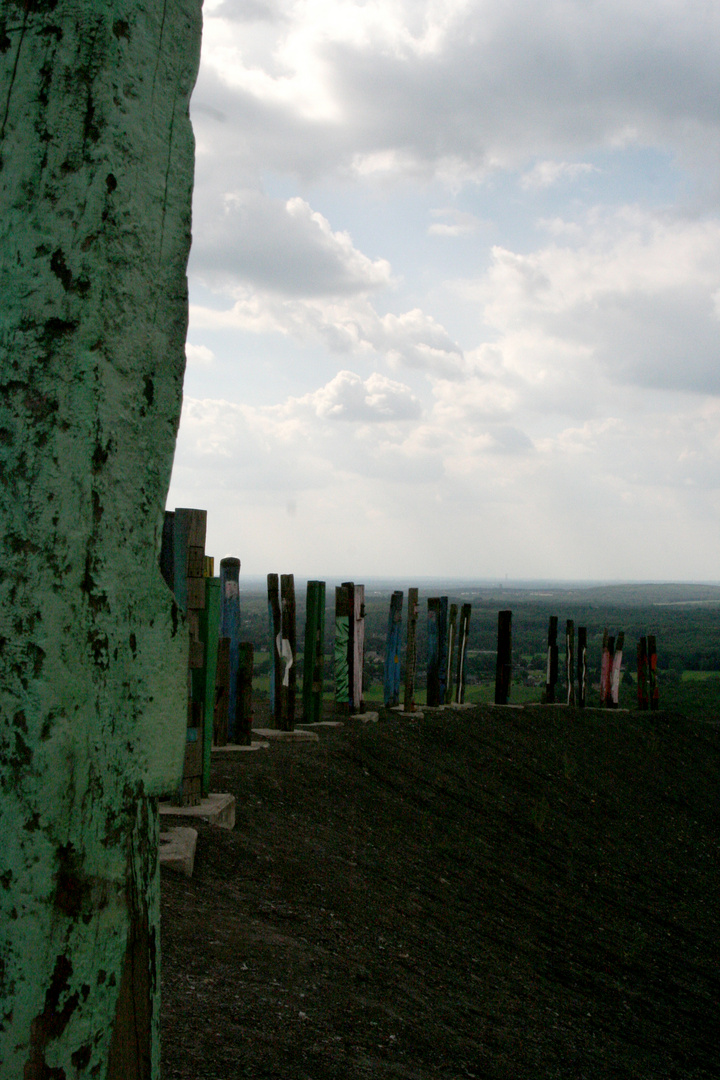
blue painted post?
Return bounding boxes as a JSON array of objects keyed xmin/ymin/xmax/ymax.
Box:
[
  {"xmin": 220, "ymin": 557, "xmax": 241, "ymax": 742},
  {"xmin": 427, "ymin": 597, "xmax": 441, "ymax": 706},
  {"xmin": 383, "ymin": 591, "xmax": 403, "ymax": 707}
]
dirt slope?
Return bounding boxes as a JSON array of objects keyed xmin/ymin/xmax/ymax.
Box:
[{"xmin": 160, "ymin": 706, "xmax": 720, "ymax": 1079}]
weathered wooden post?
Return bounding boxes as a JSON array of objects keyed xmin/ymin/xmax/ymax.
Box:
[
  {"xmin": 342, "ymin": 581, "xmax": 356, "ymax": 709},
  {"xmin": 565, "ymin": 619, "xmax": 575, "ymax": 706},
  {"xmin": 383, "ymin": 591, "xmax": 404, "ymax": 707},
  {"xmin": 199, "ymin": 576, "xmax": 221, "ymax": 793},
  {"xmin": 438, "ymin": 596, "xmax": 449, "ymax": 705},
  {"xmin": 404, "ymin": 588, "xmax": 420, "ymax": 712},
  {"xmin": 600, "ymin": 629, "xmax": 611, "ymax": 706},
  {"xmin": 214, "ymin": 638, "xmax": 231, "ymax": 746},
  {"xmin": 495, "ymin": 610, "xmax": 512, "ymax": 705},
  {"xmin": 303, "ymin": 581, "xmax": 326, "ymax": 723},
  {"xmin": 445, "ymin": 603, "xmax": 458, "ymax": 704},
  {"xmin": 220, "ymin": 557, "xmax": 241, "ymax": 741},
  {"xmin": 648, "ymin": 634, "xmax": 659, "ymax": 710},
  {"xmin": 236, "ymin": 643, "xmax": 254, "ymax": 745},
  {"xmin": 334, "ymin": 585, "xmax": 351, "ymax": 712},
  {"xmin": 427, "ymin": 598, "xmax": 442, "ymax": 706},
  {"xmin": 545, "ymin": 616, "xmax": 558, "ymax": 703},
  {"xmin": 610, "ymin": 631, "xmax": 624, "ymax": 708},
  {"xmin": 351, "ymin": 583, "xmax": 366, "ymax": 714},
  {"xmin": 0, "ymin": 2, "xmax": 202, "ymax": 1074},
  {"xmin": 280, "ymin": 574, "xmax": 297, "ymax": 730},
  {"xmin": 577, "ymin": 626, "xmax": 588, "ymax": 709},
  {"xmin": 637, "ymin": 636, "xmax": 649, "ymax": 710},
  {"xmin": 268, "ymin": 574, "xmax": 282, "ymax": 725},
  {"xmin": 455, "ymin": 603, "xmax": 472, "ymax": 704}
]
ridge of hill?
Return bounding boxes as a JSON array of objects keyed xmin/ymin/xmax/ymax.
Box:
[{"xmin": 161, "ymin": 706, "xmax": 720, "ymax": 1079}]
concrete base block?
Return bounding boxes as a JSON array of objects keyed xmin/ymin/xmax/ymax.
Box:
[
  {"xmin": 252, "ymin": 727, "xmax": 320, "ymax": 742},
  {"xmin": 353, "ymin": 711, "xmax": 379, "ymax": 723},
  {"xmin": 390, "ymin": 706, "xmax": 424, "ymax": 719},
  {"xmin": 159, "ymin": 792, "xmax": 236, "ymax": 830},
  {"xmin": 212, "ymin": 740, "xmax": 270, "ymax": 752},
  {"xmin": 159, "ymin": 827, "xmax": 198, "ymax": 877},
  {"xmin": 296, "ymin": 721, "xmax": 345, "ymax": 729}
]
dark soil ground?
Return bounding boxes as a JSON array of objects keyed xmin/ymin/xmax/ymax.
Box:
[{"xmin": 160, "ymin": 703, "xmax": 720, "ymax": 1079}]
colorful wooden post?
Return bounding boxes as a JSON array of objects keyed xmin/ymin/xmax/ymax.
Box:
[
  {"xmin": 268, "ymin": 574, "xmax": 282, "ymax": 725},
  {"xmin": 334, "ymin": 585, "xmax": 351, "ymax": 710},
  {"xmin": 236, "ymin": 643, "xmax": 254, "ymax": 744},
  {"xmin": 577, "ymin": 626, "xmax": 588, "ymax": 709},
  {"xmin": 220, "ymin": 557, "xmax": 241, "ymax": 741},
  {"xmin": 383, "ymin": 591, "xmax": 404, "ymax": 707},
  {"xmin": 343, "ymin": 581, "xmax": 356, "ymax": 710},
  {"xmin": 351, "ymin": 583, "xmax": 366, "ymax": 713},
  {"xmin": 214, "ymin": 638, "xmax": 231, "ymax": 746},
  {"xmin": 404, "ymin": 588, "xmax": 420, "ymax": 712},
  {"xmin": 566, "ymin": 619, "xmax": 575, "ymax": 706},
  {"xmin": 600, "ymin": 629, "xmax": 611, "ymax": 707},
  {"xmin": 456, "ymin": 603, "xmax": 471, "ymax": 704},
  {"xmin": 648, "ymin": 634, "xmax": 659, "ymax": 710},
  {"xmin": 303, "ymin": 581, "xmax": 326, "ymax": 723},
  {"xmin": 199, "ymin": 576, "xmax": 221, "ymax": 794},
  {"xmin": 637, "ymin": 636, "xmax": 649, "ymax": 710},
  {"xmin": 445, "ymin": 603, "xmax": 458, "ymax": 704},
  {"xmin": 546, "ymin": 616, "xmax": 558, "ymax": 704},
  {"xmin": 495, "ymin": 609, "xmax": 512, "ymax": 705},
  {"xmin": 279, "ymin": 574, "xmax": 297, "ymax": 730},
  {"xmin": 610, "ymin": 631, "xmax": 624, "ymax": 708},
  {"xmin": 427, "ymin": 598, "xmax": 442, "ymax": 706},
  {"xmin": 0, "ymin": 1, "xmax": 202, "ymax": 1068}
]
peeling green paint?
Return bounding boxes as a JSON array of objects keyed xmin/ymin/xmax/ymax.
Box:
[{"xmin": 0, "ymin": 2, "xmax": 202, "ymax": 1076}]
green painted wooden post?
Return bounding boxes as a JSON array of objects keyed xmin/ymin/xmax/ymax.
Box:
[
  {"xmin": 280, "ymin": 574, "xmax": 296, "ymax": 730},
  {"xmin": 404, "ymin": 588, "xmax": 419, "ymax": 712},
  {"xmin": 0, "ymin": 1, "xmax": 202, "ymax": 1073},
  {"xmin": 383, "ymin": 591, "xmax": 403, "ymax": 707},
  {"xmin": 566, "ymin": 620, "xmax": 575, "ymax": 706},
  {"xmin": 648, "ymin": 634, "xmax": 659, "ymax": 710},
  {"xmin": 302, "ymin": 581, "xmax": 326, "ymax": 723},
  {"xmin": 577, "ymin": 626, "xmax": 588, "ymax": 709},
  {"xmin": 637, "ymin": 636, "xmax": 649, "ymax": 710},
  {"xmin": 456, "ymin": 603, "xmax": 471, "ymax": 704},
  {"xmin": 445, "ymin": 603, "xmax": 458, "ymax": 704},
  {"xmin": 546, "ymin": 616, "xmax": 558, "ymax": 704},
  {"xmin": 427, "ymin": 598, "xmax": 442, "ymax": 706},
  {"xmin": 267, "ymin": 574, "xmax": 282, "ymax": 726},
  {"xmin": 200, "ymin": 577, "xmax": 221, "ymax": 795},
  {"xmin": 494, "ymin": 610, "xmax": 512, "ymax": 705},
  {"xmin": 335, "ymin": 586, "xmax": 350, "ymax": 709},
  {"xmin": 237, "ymin": 643, "xmax": 254, "ymax": 745}
]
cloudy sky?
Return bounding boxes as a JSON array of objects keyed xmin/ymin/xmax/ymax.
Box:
[{"xmin": 167, "ymin": 0, "xmax": 720, "ymax": 581}]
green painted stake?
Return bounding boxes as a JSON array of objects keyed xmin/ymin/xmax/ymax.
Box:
[
  {"xmin": 199, "ymin": 577, "xmax": 221, "ymax": 795},
  {"xmin": 0, "ymin": 1, "xmax": 202, "ymax": 1073},
  {"xmin": 303, "ymin": 581, "xmax": 326, "ymax": 723}
]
